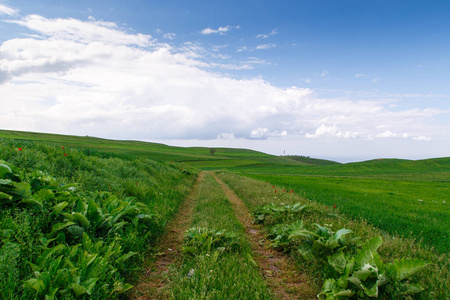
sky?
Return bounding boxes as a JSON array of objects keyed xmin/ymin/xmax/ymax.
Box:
[{"xmin": 0, "ymin": 0, "xmax": 449, "ymax": 162}]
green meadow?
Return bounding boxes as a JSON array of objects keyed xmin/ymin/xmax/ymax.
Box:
[{"xmin": 1, "ymin": 129, "xmax": 449, "ymax": 299}]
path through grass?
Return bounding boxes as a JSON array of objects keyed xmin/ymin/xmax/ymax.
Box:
[
  {"xmin": 167, "ymin": 172, "xmax": 273, "ymax": 299},
  {"xmin": 211, "ymin": 173, "xmax": 316, "ymax": 299}
]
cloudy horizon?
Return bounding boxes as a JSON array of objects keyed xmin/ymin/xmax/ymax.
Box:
[{"xmin": 1, "ymin": 1, "xmax": 449, "ymax": 163}]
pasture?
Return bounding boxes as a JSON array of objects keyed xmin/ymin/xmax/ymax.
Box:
[{"xmin": 1, "ymin": 129, "xmax": 449, "ymax": 299}]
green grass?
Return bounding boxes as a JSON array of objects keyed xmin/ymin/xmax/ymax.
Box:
[
  {"xmin": 2, "ymin": 129, "xmax": 450, "ymax": 298},
  {"xmin": 216, "ymin": 171, "xmax": 450, "ymax": 299},
  {"xmin": 0, "ymin": 139, "xmax": 196, "ymax": 299},
  {"xmin": 0, "ymin": 129, "xmax": 315, "ymax": 168},
  {"xmin": 243, "ymin": 174, "xmax": 450, "ymax": 253},
  {"xmin": 231, "ymin": 157, "xmax": 450, "ymax": 181},
  {"xmin": 167, "ymin": 173, "xmax": 272, "ymax": 299}
]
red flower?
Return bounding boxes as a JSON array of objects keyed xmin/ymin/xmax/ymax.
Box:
[
  {"xmin": 64, "ymin": 153, "xmax": 67, "ymax": 156},
  {"xmin": 325, "ymin": 207, "xmax": 328, "ymax": 209},
  {"xmin": 18, "ymin": 148, "xmax": 22, "ymax": 151},
  {"xmin": 136, "ymin": 183, "xmax": 138, "ymax": 185},
  {"xmin": 62, "ymin": 146, "xmax": 65, "ymax": 149}
]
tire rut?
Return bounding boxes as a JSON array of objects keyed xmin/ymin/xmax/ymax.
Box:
[
  {"xmin": 129, "ymin": 171, "xmax": 205, "ymax": 299},
  {"xmin": 211, "ymin": 173, "xmax": 316, "ymax": 300}
]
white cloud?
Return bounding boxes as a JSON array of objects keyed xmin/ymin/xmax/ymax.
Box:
[
  {"xmin": 250, "ymin": 128, "xmax": 287, "ymax": 139},
  {"xmin": 305, "ymin": 124, "xmax": 359, "ymax": 139},
  {"xmin": 0, "ymin": 13, "xmax": 447, "ymax": 148},
  {"xmin": 236, "ymin": 46, "xmax": 248, "ymax": 52},
  {"xmin": 163, "ymin": 32, "xmax": 176, "ymax": 40},
  {"xmin": 321, "ymin": 70, "xmax": 329, "ymax": 78},
  {"xmin": 256, "ymin": 29, "xmax": 277, "ymax": 39},
  {"xmin": 200, "ymin": 25, "xmax": 238, "ymax": 35},
  {"xmin": 0, "ymin": 4, "xmax": 18, "ymax": 16},
  {"xmin": 8, "ymin": 15, "xmax": 152, "ymax": 47},
  {"xmin": 377, "ymin": 130, "xmax": 397, "ymax": 138},
  {"xmin": 413, "ymin": 136, "xmax": 431, "ymax": 141},
  {"xmin": 256, "ymin": 43, "xmax": 276, "ymax": 50}
]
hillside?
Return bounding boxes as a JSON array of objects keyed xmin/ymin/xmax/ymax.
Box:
[
  {"xmin": 1, "ymin": 130, "xmax": 449, "ymax": 181},
  {"xmin": 0, "ymin": 130, "xmax": 319, "ymax": 168}
]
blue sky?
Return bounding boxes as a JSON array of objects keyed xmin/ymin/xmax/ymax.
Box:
[{"xmin": 0, "ymin": 0, "xmax": 449, "ymax": 162}]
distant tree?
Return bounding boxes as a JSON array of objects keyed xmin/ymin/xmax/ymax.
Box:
[{"xmin": 210, "ymin": 148, "xmax": 217, "ymax": 156}]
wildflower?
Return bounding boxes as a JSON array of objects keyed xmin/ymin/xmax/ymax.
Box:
[
  {"xmin": 64, "ymin": 153, "xmax": 67, "ymax": 156},
  {"xmin": 325, "ymin": 207, "xmax": 328, "ymax": 209},
  {"xmin": 136, "ymin": 183, "xmax": 138, "ymax": 185},
  {"xmin": 188, "ymin": 269, "xmax": 195, "ymax": 278},
  {"xmin": 62, "ymin": 146, "xmax": 65, "ymax": 149},
  {"xmin": 18, "ymin": 148, "xmax": 22, "ymax": 151}
]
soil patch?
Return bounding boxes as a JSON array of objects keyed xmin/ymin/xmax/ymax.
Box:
[
  {"xmin": 211, "ymin": 173, "xmax": 316, "ymax": 300},
  {"xmin": 128, "ymin": 172, "xmax": 204, "ymax": 299}
]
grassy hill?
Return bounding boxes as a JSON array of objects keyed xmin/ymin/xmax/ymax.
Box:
[{"xmin": 0, "ymin": 130, "xmax": 320, "ymax": 169}]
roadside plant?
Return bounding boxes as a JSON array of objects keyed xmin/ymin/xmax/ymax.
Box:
[
  {"xmin": 182, "ymin": 227, "xmax": 242, "ymax": 255},
  {"xmin": 252, "ymin": 202, "xmax": 308, "ymax": 225},
  {"xmin": 318, "ymin": 236, "xmax": 429, "ymax": 299}
]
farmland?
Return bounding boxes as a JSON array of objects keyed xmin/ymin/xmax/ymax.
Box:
[{"xmin": 1, "ymin": 129, "xmax": 449, "ymax": 299}]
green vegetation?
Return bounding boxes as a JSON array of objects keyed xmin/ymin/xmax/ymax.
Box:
[
  {"xmin": 0, "ymin": 138, "xmax": 196, "ymax": 299},
  {"xmin": 2, "ymin": 129, "xmax": 449, "ymax": 299},
  {"xmin": 243, "ymin": 174, "xmax": 450, "ymax": 253},
  {"xmin": 216, "ymin": 171, "xmax": 450, "ymax": 299},
  {"xmin": 168, "ymin": 173, "xmax": 272, "ymax": 299},
  {"xmin": 0, "ymin": 130, "xmax": 303, "ymax": 168}
]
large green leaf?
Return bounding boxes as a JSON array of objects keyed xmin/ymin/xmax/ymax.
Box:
[
  {"xmin": 87, "ymin": 198, "xmax": 104, "ymax": 227},
  {"xmin": 328, "ymin": 251, "xmax": 347, "ymax": 274},
  {"xmin": 24, "ymin": 278, "xmax": 45, "ymax": 295},
  {"xmin": 52, "ymin": 202, "xmax": 69, "ymax": 215},
  {"xmin": 37, "ymin": 244, "xmax": 67, "ymax": 266},
  {"xmin": 334, "ymin": 228, "xmax": 352, "ymax": 242},
  {"xmin": 51, "ymin": 221, "xmax": 76, "ymax": 234},
  {"xmin": 0, "ymin": 164, "xmax": 12, "ymax": 178},
  {"xmin": 11, "ymin": 182, "xmax": 32, "ymax": 199},
  {"xmin": 0, "ymin": 191, "xmax": 12, "ymax": 201},
  {"xmin": 388, "ymin": 258, "xmax": 429, "ymax": 282},
  {"xmin": 355, "ymin": 236, "xmax": 383, "ymax": 268},
  {"xmin": 71, "ymin": 283, "xmax": 88, "ymax": 298},
  {"xmin": 62, "ymin": 212, "xmax": 90, "ymax": 228}
]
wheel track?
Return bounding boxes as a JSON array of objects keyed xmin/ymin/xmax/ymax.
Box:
[
  {"xmin": 129, "ymin": 171, "xmax": 205, "ymax": 299},
  {"xmin": 211, "ymin": 172, "xmax": 316, "ymax": 300}
]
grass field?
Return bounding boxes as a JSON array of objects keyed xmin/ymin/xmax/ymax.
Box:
[
  {"xmin": 1, "ymin": 129, "xmax": 449, "ymax": 299},
  {"xmin": 244, "ymin": 174, "xmax": 450, "ymax": 253}
]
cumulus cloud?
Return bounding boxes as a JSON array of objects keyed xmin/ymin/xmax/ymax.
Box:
[
  {"xmin": 250, "ymin": 128, "xmax": 287, "ymax": 139},
  {"xmin": 200, "ymin": 25, "xmax": 239, "ymax": 35},
  {"xmin": 0, "ymin": 4, "xmax": 18, "ymax": 16},
  {"xmin": 0, "ymin": 13, "xmax": 446, "ymax": 146},
  {"xmin": 305, "ymin": 124, "xmax": 359, "ymax": 139}
]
